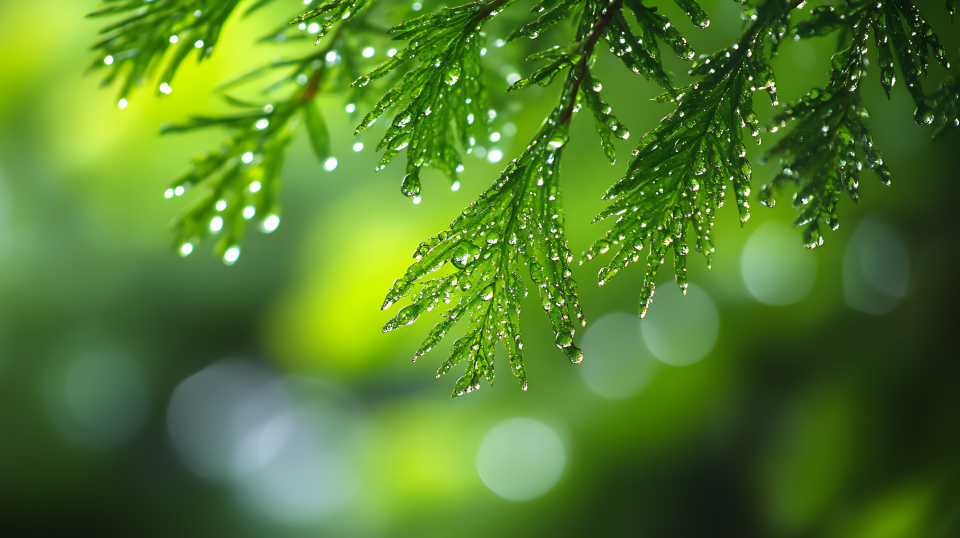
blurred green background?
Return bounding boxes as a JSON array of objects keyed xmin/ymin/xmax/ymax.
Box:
[{"xmin": 1, "ymin": 0, "xmax": 959, "ymax": 536}]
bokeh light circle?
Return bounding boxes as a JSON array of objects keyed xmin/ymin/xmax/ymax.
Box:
[
  {"xmin": 741, "ymin": 221, "xmax": 818, "ymax": 305},
  {"xmin": 641, "ymin": 283, "xmax": 719, "ymax": 366},
  {"xmin": 45, "ymin": 349, "xmax": 149, "ymax": 449},
  {"xmin": 167, "ymin": 360, "xmax": 278, "ymax": 481},
  {"xmin": 167, "ymin": 360, "xmax": 365, "ymax": 526},
  {"xmin": 579, "ymin": 312, "xmax": 658, "ymax": 399},
  {"xmin": 476, "ymin": 417, "xmax": 565, "ymax": 501},
  {"xmin": 843, "ymin": 218, "xmax": 910, "ymax": 315}
]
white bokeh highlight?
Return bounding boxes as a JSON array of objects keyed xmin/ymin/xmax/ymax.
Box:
[
  {"xmin": 741, "ymin": 221, "xmax": 818, "ymax": 305},
  {"xmin": 167, "ymin": 360, "xmax": 366, "ymax": 526},
  {"xmin": 578, "ymin": 312, "xmax": 658, "ymax": 399},
  {"xmin": 843, "ymin": 218, "xmax": 910, "ymax": 315},
  {"xmin": 476, "ymin": 417, "xmax": 565, "ymax": 501},
  {"xmin": 44, "ymin": 350, "xmax": 149, "ymax": 448},
  {"xmin": 641, "ymin": 283, "xmax": 719, "ymax": 366}
]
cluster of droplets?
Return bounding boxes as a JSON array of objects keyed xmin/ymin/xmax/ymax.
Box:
[
  {"xmin": 762, "ymin": 25, "xmax": 892, "ymax": 251},
  {"xmin": 379, "ymin": 100, "xmax": 596, "ymax": 394},
  {"xmin": 351, "ymin": 0, "xmax": 511, "ymax": 200},
  {"xmin": 91, "ymin": 5, "xmax": 218, "ymax": 110},
  {"xmin": 163, "ymin": 142, "xmax": 289, "ymax": 264},
  {"xmin": 582, "ymin": 14, "xmax": 791, "ymax": 313}
]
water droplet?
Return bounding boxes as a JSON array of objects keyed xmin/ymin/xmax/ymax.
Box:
[
  {"xmin": 452, "ymin": 244, "xmax": 471, "ymax": 269},
  {"xmin": 223, "ymin": 247, "xmax": 240, "ymax": 265},
  {"xmin": 263, "ymin": 215, "xmax": 280, "ymax": 233},
  {"xmin": 324, "ymin": 157, "xmax": 338, "ymax": 171},
  {"xmin": 180, "ymin": 243, "xmax": 193, "ymax": 256},
  {"xmin": 555, "ymin": 333, "xmax": 573, "ymax": 348},
  {"xmin": 401, "ymin": 173, "xmax": 421, "ymax": 197},
  {"xmin": 210, "ymin": 216, "xmax": 223, "ymax": 232},
  {"xmin": 914, "ymin": 104, "xmax": 934, "ymax": 125}
]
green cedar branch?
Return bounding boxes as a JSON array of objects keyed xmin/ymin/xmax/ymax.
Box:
[
  {"xmin": 352, "ymin": 0, "xmax": 519, "ymax": 197},
  {"xmin": 381, "ymin": 0, "xmax": 625, "ymax": 396},
  {"xmin": 583, "ymin": 0, "xmax": 792, "ymax": 318},
  {"xmin": 509, "ymin": 0, "xmax": 705, "ymax": 98},
  {"xmin": 794, "ymin": 0, "xmax": 950, "ymax": 122},
  {"xmin": 762, "ymin": 3, "xmax": 894, "ymax": 249},
  {"xmin": 88, "ymin": 0, "xmax": 247, "ymax": 100},
  {"xmin": 162, "ymin": 28, "xmax": 350, "ymax": 262}
]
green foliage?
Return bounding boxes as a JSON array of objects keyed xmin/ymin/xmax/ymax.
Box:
[
  {"xmin": 760, "ymin": 0, "xmax": 950, "ymax": 247},
  {"xmin": 382, "ymin": 0, "xmax": 624, "ymax": 394},
  {"xmin": 583, "ymin": 1, "xmax": 785, "ymax": 316},
  {"xmin": 88, "ymin": 0, "xmax": 249, "ymax": 99},
  {"xmin": 352, "ymin": 0, "xmax": 515, "ymax": 196},
  {"xmin": 87, "ymin": 0, "xmax": 959, "ymax": 395},
  {"xmin": 143, "ymin": 1, "xmax": 373, "ymax": 263}
]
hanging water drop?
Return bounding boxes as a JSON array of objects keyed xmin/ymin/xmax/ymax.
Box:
[
  {"xmin": 223, "ymin": 246, "xmax": 240, "ymax": 265},
  {"xmin": 401, "ymin": 173, "xmax": 421, "ymax": 197}
]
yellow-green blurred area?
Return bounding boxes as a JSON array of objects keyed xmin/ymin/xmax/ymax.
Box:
[{"xmin": 1, "ymin": 0, "xmax": 960, "ymax": 535}]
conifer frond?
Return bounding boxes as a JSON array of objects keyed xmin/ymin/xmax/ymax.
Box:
[
  {"xmin": 160, "ymin": 35, "xmax": 354, "ymax": 263},
  {"xmin": 86, "ymin": 0, "xmax": 960, "ymax": 395},
  {"xmin": 795, "ymin": 0, "xmax": 950, "ymax": 119},
  {"xmin": 761, "ymin": 0, "xmax": 951, "ymax": 247},
  {"xmin": 762, "ymin": 4, "xmax": 889, "ymax": 248},
  {"xmin": 382, "ymin": 0, "xmax": 626, "ymax": 395},
  {"xmin": 351, "ymin": 0, "xmax": 517, "ymax": 196},
  {"xmin": 510, "ymin": 0, "xmax": 703, "ymax": 95},
  {"xmin": 583, "ymin": 1, "xmax": 789, "ymax": 318},
  {"xmin": 88, "ymin": 0, "xmax": 248, "ymax": 100}
]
